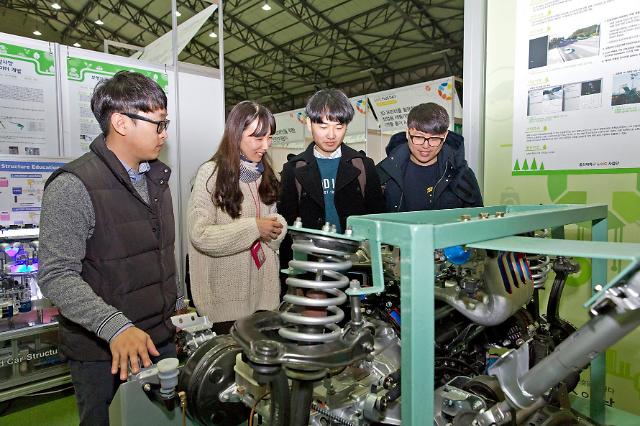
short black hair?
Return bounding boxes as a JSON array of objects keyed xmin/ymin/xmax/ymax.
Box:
[
  {"xmin": 406, "ymin": 103, "xmax": 450, "ymax": 134},
  {"xmin": 305, "ymin": 88, "xmax": 354, "ymax": 125},
  {"xmin": 385, "ymin": 131, "xmax": 407, "ymax": 155},
  {"xmin": 91, "ymin": 71, "xmax": 167, "ymax": 136}
]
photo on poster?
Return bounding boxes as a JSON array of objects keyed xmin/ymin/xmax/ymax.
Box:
[
  {"xmin": 564, "ymin": 79, "xmax": 602, "ymax": 111},
  {"xmin": 528, "ymin": 36, "xmax": 548, "ymax": 69},
  {"xmin": 547, "ymin": 24, "xmax": 600, "ymax": 65},
  {"xmin": 527, "ymin": 86, "xmax": 563, "ymax": 116},
  {"xmin": 611, "ymin": 71, "xmax": 640, "ymax": 106}
]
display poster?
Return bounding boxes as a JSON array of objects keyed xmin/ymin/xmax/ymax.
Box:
[
  {"xmin": 344, "ymin": 96, "xmax": 367, "ymax": 144},
  {"xmin": 272, "ymin": 108, "xmax": 306, "ymax": 148},
  {"xmin": 65, "ymin": 56, "xmax": 169, "ymax": 155},
  {"xmin": 367, "ymin": 77, "xmax": 455, "ymax": 133},
  {"xmin": 0, "ymin": 38, "xmax": 59, "ymax": 156},
  {"xmin": 0, "ymin": 158, "xmax": 66, "ymax": 226},
  {"xmin": 513, "ymin": 0, "xmax": 640, "ymax": 175},
  {"xmin": 485, "ymin": 0, "xmax": 640, "ymax": 415}
]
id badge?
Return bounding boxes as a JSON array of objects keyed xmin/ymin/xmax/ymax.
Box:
[{"xmin": 251, "ymin": 240, "xmax": 266, "ymax": 269}]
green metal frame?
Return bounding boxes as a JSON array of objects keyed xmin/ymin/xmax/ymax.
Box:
[{"xmin": 346, "ymin": 203, "xmax": 640, "ymax": 425}]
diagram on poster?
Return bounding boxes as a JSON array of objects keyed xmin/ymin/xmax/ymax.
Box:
[
  {"xmin": 0, "ymin": 159, "xmax": 66, "ymax": 226},
  {"xmin": 513, "ymin": 0, "xmax": 640, "ymax": 174},
  {"xmin": 0, "ymin": 40, "xmax": 58, "ymax": 156},
  {"xmin": 65, "ymin": 56, "xmax": 169, "ymax": 155}
]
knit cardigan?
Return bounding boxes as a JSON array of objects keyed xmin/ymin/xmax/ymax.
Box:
[{"xmin": 187, "ymin": 161, "xmax": 287, "ymax": 323}]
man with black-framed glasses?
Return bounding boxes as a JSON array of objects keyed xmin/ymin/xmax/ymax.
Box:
[
  {"xmin": 377, "ymin": 102, "xmax": 483, "ymax": 212},
  {"xmin": 38, "ymin": 71, "xmax": 182, "ymax": 425},
  {"xmin": 121, "ymin": 112, "xmax": 170, "ymax": 134}
]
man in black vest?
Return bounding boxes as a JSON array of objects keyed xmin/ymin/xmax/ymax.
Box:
[{"xmin": 38, "ymin": 71, "xmax": 182, "ymax": 426}]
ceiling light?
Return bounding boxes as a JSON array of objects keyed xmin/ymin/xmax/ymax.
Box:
[
  {"xmin": 175, "ymin": 11, "xmax": 182, "ymax": 17},
  {"xmin": 95, "ymin": 16, "xmax": 104, "ymax": 25},
  {"xmin": 32, "ymin": 30, "xmax": 42, "ymax": 36},
  {"xmin": 73, "ymin": 42, "xmax": 81, "ymax": 47},
  {"xmin": 51, "ymin": 3, "xmax": 61, "ymax": 9},
  {"xmin": 261, "ymin": 1, "xmax": 271, "ymax": 11},
  {"xmin": 208, "ymin": 31, "xmax": 217, "ymax": 38}
]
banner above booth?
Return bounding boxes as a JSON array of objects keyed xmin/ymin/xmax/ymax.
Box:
[
  {"xmin": 367, "ymin": 77, "xmax": 461, "ymax": 133},
  {"xmin": 344, "ymin": 96, "xmax": 367, "ymax": 144},
  {"xmin": 272, "ymin": 109, "xmax": 306, "ymax": 148}
]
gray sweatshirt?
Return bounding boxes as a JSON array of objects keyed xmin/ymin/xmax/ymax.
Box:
[{"xmin": 38, "ymin": 172, "xmax": 184, "ymax": 343}]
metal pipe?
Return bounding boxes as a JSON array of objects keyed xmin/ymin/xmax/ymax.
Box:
[{"xmin": 521, "ymin": 307, "xmax": 640, "ymax": 398}]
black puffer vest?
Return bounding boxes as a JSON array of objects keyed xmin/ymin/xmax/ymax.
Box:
[{"xmin": 47, "ymin": 135, "xmax": 177, "ymax": 361}]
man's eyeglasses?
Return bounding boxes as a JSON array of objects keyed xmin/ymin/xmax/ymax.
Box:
[
  {"xmin": 408, "ymin": 133, "xmax": 446, "ymax": 147},
  {"xmin": 122, "ymin": 112, "xmax": 170, "ymax": 134}
]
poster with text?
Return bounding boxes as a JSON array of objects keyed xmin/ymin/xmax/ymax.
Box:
[
  {"xmin": 368, "ymin": 77, "xmax": 455, "ymax": 134},
  {"xmin": 0, "ymin": 158, "xmax": 66, "ymax": 226},
  {"xmin": 512, "ymin": 0, "xmax": 640, "ymax": 175},
  {"xmin": 65, "ymin": 56, "xmax": 169, "ymax": 156},
  {"xmin": 272, "ymin": 109, "xmax": 306, "ymax": 148},
  {"xmin": 0, "ymin": 36, "xmax": 59, "ymax": 156},
  {"xmin": 344, "ymin": 96, "xmax": 367, "ymax": 144}
]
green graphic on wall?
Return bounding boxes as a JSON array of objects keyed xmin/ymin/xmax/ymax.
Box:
[
  {"xmin": 0, "ymin": 41, "xmax": 55, "ymax": 75},
  {"xmin": 66, "ymin": 57, "xmax": 169, "ymax": 91}
]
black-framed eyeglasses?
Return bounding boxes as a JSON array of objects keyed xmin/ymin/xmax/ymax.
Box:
[
  {"xmin": 408, "ymin": 133, "xmax": 446, "ymax": 147},
  {"xmin": 121, "ymin": 112, "xmax": 170, "ymax": 134}
]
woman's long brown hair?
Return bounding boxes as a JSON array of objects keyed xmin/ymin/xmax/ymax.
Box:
[{"xmin": 207, "ymin": 101, "xmax": 279, "ymax": 218}]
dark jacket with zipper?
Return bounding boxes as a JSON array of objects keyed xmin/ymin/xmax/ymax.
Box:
[
  {"xmin": 46, "ymin": 136, "xmax": 177, "ymax": 361},
  {"xmin": 278, "ymin": 142, "xmax": 385, "ymax": 230},
  {"xmin": 277, "ymin": 143, "xmax": 385, "ymax": 292},
  {"xmin": 377, "ymin": 131, "xmax": 483, "ymax": 212}
]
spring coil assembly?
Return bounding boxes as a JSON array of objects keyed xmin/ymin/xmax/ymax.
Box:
[
  {"xmin": 279, "ymin": 233, "xmax": 353, "ymax": 343},
  {"xmin": 526, "ymin": 229, "xmax": 551, "ymax": 288},
  {"xmin": 310, "ymin": 401, "xmax": 356, "ymax": 426}
]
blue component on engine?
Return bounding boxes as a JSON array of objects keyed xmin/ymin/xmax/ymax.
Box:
[
  {"xmin": 390, "ymin": 309, "xmax": 401, "ymax": 325},
  {"xmin": 443, "ymin": 245, "xmax": 471, "ymax": 265}
]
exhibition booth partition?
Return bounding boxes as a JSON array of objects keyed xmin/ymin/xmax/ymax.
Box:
[{"xmin": 0, "ymin": 30, "xmax": 224, "ymax": 399}]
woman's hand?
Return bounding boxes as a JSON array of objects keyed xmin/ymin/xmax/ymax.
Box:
[{"xmin": 256, "ymin": 217, "xmax": 283, "ymax": 240}]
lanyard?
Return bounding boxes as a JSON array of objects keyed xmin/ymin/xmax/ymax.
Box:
[{"xmin": 247, "ymin": 181, "xmax": 261, "ymax": 218}]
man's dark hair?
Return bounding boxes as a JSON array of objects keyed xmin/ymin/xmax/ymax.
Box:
[
  {"xmin": 305, "ymin": 88, "xmax": 354, "ymax": 125},
  {"xmin": 406, "ymin": 102, "xmax": 450, "ymax": 135},
  {"xmin": 91, "ymin": 71, "xmax": 167, "ymax": 136},
  {"xmin": 385, "ymin": 131, "xmax": 408, "ymax": 155}
]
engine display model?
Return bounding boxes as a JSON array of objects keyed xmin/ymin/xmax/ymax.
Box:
[
  {"xmin": 110, "ymin": 204, "xmax": 640, "ymax": 426},
  {"xmin": 0, "ymin": 226, "xmax": 67, "ymax": 401},
  {"xmin": 0, "ymin": 227, "xmax": 40, "ymax": 319}
]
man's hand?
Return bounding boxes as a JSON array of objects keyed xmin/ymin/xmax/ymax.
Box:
[
  {"xmin": 256, "ymin": 217, "xmax": 283, "ymax": 241},
  {"xmin": 109, "ymin": 326, "xmax": 159, "ymax": 380}
]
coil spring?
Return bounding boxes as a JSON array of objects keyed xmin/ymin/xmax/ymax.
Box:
[
  {"xmin": 527, "ymin": 229, "xmax": 551, "ymax": 288},
  {"xmin": 310, "ymin": 401, "xmax": 356, "ymax": 426},
  {"xmin": 279, "ymin": 237, "xmax": 351, "ymax": 343}
]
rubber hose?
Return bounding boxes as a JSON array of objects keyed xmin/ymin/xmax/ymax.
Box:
[{"xmin": 289, "ymin": 380, "xmax": 314, "ymax": 426}]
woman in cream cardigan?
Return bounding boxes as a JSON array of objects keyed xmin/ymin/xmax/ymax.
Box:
[{"xmin": 188, "ymin": 101, "xmax": 287, "ymax": 335}]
